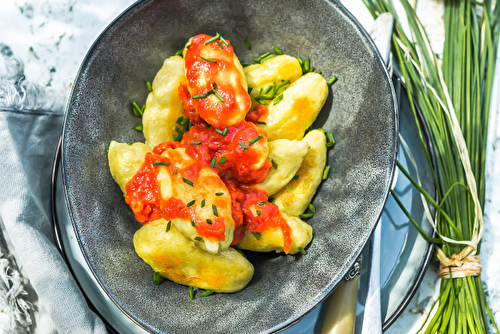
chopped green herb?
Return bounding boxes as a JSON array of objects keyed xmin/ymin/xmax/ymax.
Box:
[
  {"xmin": 298, "ymin": 247, "xmax": 307, "ymax": 255},
  {"xmin": 175, "ymin": 49, "xmax": 183, "ymax": 57},
  {"xmin": 264, "ymin": 84, "xmax": 273, "ymax": 95},
  {"xmin": 256, "ymin": 210, "xmax": 261, "ymax": 216},
  {"xmin": 275, "ymin": 86, "xmax": 287, "ymax": 95},
  {"xmin": 218, "ymin": 156, "xmax": 227, "ymax": 164},
  {"xmin": 204, "ymin": 33, "xmax": 221, "ymax": 45},
  {"xmin": 242, "ymin": 63, "xmax": 252, "ymax": 68},
  {"xmin": 304, "ymin": 58, "xmax": 310, "ymax": 72},
  {"xmin": 259, "ymin": 52, "xmax": 272, "ymax": 59},
  {"xmin": 248, "ymin": 135, "xmax": 263, "ymax": 146},
  {"xmin": 271, "ymin": 159, "xmax": 278, "ymax": 169},
  {"xmin": 273, "ymin": 93, "xmax": 284, "ymax": 105},
  {"xmin": 277, "ymin": 80, "xmax": 290, "ymax": 89},
  {"xmin": 268, "ymin": 196, "xmax": 275, "ymax": 203},
  {"xmin": 213, "ymin": 91, "xmax": 224, "ymax": 102},
  {"xmin": 127, "ymin": 142, "xmax": 132, "ymax": 145},
  {"xmin": 176, "ymin": 116, "xmax": 184, "ymax": 124},
  {"xmin": 200, "ymin": 56, "xmax": 217, "ymax": 63},
  {"xmin": 326, "ymin": 132, "xmax": 336, "ymax": 147},
  {"xmin": 297, "ymin": 57, "xmax": 303, "ymax": 65},
  {"xmin": 217, "ymin": 40, "xmax": 223, "ymax": 49},
  {"xmin": 253, "ymin": 232, "xmax": 261, "ymax": 240},
  {"xmin": 322, "ymin": 166, "xmax": 331, "ymax": 180},
  {"xmin": 219, "ymin": 36, "xmax": 229, "ymax": 46},
  {"xmin": 252, "ymin": 57, "xmax": 261, "ymax": 63},
  {"xmin": 152, "ymin": 162, "xmax": 171, "ymax": 166},
  {"xmin": 191, "ymin": 219, "xmax": 196, "ymax": 226},
  {"xmin": 186, "ymin": 44, "xmax": 191, "ymax": 49},
  {"xmin": 239, "ymin": 142, "xmax": 248, "ymax": 151},
  {"xmin": 327, "ymin": 76, "xmax": 337, "ymax": 86},
  {"xmin": 190, "ymin": 141, "xmax": 203, "ymax": 145},
  {"xmin": 192, "ymin": 93, "xmax": 208, "ymax": 99},
  {"xmin": 245, "ymin": 39, "xmax": 251, "ymax": 50},
  {"xmin": 179, "ymin": 117, "xmax": 190, "ymax": 125},
  {"xmin": 258, "ymin": 202, "xmax": 266, "ymax": 206},
  {"xmin": 260, "ymin": 54, "xmax": 276, "ymax": 62},
  {"xmin": 154, "ymin": 271, "xmax": 161, "ymax": 285},
  {"xmin": 215, "ymin": 128, "xmax": 224, "ymax": 135},
  {"xmin": 182, "ymin": 178, "xmax": 194, "ymax": 186},
  {"xmin": 256, "ymin": 121, "xmax": 266, "ymax": 125},
  {"xmin": 292, "ymin": 175, "xmax": 299, "ymax": 180},
  {"xmin": 308, "ymin": 204, "xmax": 316, "ymax": 213},
  {"xmin": 215, "ymin": 192, "xmax": 224, "ymax": 196},
  {"xmin": 256, "ymin": 88, "xmax": 263, "ymax": 99},
  {"xmin": 222, "ymin": 126, "xmax": 228, "ymax": 136},
  {"xmin": 201, "ymin": 199, "xmax": 206, "ymax": 207},
  {"xmin": 186, "ymin": 200, "xmax": 196, "ymax": 207},
  {"xmin": 133, "ymin": 124, "xmax": 143, "ymax": 131},
  {"xmin": 212, "ymin": 204, "xmax": 218, "ymax": 217},
  {"xmin": 316, "ymin": 70, "xmax": 322, "ymax": 74},
  {"xmin": 210, "ymin": 157, "xmax": 216, "ymax": 168},
  {"xmin": 132, "ymin": 101, "xmax": 143, "ymax": 116},
  {"xmin": 256, "ymin": 99, "xmax": 269, "ymax": 106},
  {"xmin": 189, "ymin": 286, "xmax": 194, "ymax": 300},
  {"xmin": 195, "ymin": 236, "xmax": 202, "ymax": 241},
  {"xmin": 206, "ymin": 219, "xmax": 212, "ymax": 225},
  {"xmin": 272, "ymin": 45, "xmax": 283, "ymax": 55},
  {"xmin": 199, "ymin": 290, "xmax": 214, "ymax": 297},
  {"xmin": 147, "ymin": 81, "xmax": 152, "ymax": 92},
  {"xmin": 299, "ymin": 213, "xmax": 314, "ymax": 219},
  {"xmin": 166, "ymin": 220, "xmax": 172, "ymax": 232}
]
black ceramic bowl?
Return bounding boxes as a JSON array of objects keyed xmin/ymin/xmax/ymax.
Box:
[{"xmin": 61, "ymin": 1, "xmax": 398, "ymax": 333}]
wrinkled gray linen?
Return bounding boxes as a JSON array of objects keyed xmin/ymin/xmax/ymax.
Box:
[{"xmin": 0, "ymin": 63, "xmax": 107, "ymax": 333}]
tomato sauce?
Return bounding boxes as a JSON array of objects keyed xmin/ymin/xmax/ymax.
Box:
[
  {"xmin": 183, "ymin": 34, "xmax": 251, "ymax": 128},
  {"xmin": 225, "ymin": 180, "xmax": 292, "ymax": 253},
  {"xmin": 182, "ymin": 121, "xmax": 272, "ymax": 184}
]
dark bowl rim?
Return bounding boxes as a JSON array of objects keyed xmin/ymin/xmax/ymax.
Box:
[{"xmin": 58, "ymin": 0, "xmax": 400, "ymax": 333}]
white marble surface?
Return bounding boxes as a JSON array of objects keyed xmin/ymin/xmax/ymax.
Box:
[{"xmin": 0, "ymin": 0, "xmax": 498, "ymax": 332}]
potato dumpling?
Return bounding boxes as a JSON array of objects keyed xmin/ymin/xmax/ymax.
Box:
[
  {"xmin": 258, "ymin": 73, "xmax": 328, "ymax": 141},
  {"xmin": 244, "ymin": 55, "xmax": 302, "ymax": 89},
  {"xmin": 108, "ymin": 141, "xmax": 149, "ymax": 194},
  {"xmin": 273, "ymin": 130, "xmax": 327, "ymax": 216},
  {"xmin": 157, "ymin": 148, "xmax": 235, "ymax": 254},
  {"xmin": 143, "ymin": 56, "xmax": 187, "ymax": 150},
  {"xmin": 254, "ymin": 139, "xmax": 309, "ymax": 196},
  {"xmin": 182, "ymin": 35, "xmax": 250, "ymax": 128},
  {"xmin": 237, "ymin": 213, "xmax": 313, "ymax": 254},
  {"xmin": 134, "ymin": 219, "xmax": 254, "ymax": 293}
]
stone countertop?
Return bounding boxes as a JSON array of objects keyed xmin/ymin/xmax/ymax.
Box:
[{"xmin": 0, "ymin": 0, "xmax": 498, "ymax": 333}]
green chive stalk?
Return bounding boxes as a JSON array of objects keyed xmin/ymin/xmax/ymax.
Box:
[{"xmin": 363, "ymin": 0, "xmax": 499, "ymax": 332}]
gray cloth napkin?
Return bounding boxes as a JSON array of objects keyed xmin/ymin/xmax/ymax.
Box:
[{"xmin": 0, "ymin": 55, "xmax": 107, "ymax": 333}]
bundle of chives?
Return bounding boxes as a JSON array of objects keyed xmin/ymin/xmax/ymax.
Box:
[{"xmin": 363, "ymin": 0, "xmax": 500, "ymax": 332}]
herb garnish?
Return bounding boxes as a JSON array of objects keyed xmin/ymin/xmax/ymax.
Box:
[
  {"xmin": 248, "ymin": 135, "xmax": 263, "ymax": 146},
  {"xmin": 182, "ymin": 178, "xmax": 194, "ymax": 186}
]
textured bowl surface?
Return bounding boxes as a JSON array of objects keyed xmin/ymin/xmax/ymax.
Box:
[{"xmin": 61, "ymin": 1, "xmax": 398, "ymax": 333}]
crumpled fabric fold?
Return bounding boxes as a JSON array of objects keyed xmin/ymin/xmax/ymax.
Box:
[{"xmin": 0, "ymin": 55, "xmax": 107, "ymax": 334}]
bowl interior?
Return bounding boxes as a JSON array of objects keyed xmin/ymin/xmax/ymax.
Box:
[{"xmin": 61, "ymin": 1, "xmax": 397, "ymax": 333}]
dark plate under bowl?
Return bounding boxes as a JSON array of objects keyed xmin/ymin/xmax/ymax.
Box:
[{"xmin": 61, "ymin": 1, "xmax": 398, "ymax": 333}]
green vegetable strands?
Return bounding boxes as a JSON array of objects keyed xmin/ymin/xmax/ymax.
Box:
[{"xmin": 363, "ymin": 0, "xmax": 500, "ymax": 333}]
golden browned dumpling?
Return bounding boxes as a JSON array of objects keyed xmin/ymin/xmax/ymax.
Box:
[
  {"xmin": 273, "ymin": 130, "xmax": 327, "ymax": 216},
  {"xmin": 254, "ymin": 139, "xmax": 309, "ymax": 196},
  {"xmin": 257, "ymin": 73, "xmax": 328, "ymax": 141},
  {"xmin": 237, "ymin": 212, "xmax": 312, "ymax": 255},
  {"xmin": 134, "ymin": 219, "xmax": 254, "ymax": 293},
  {"xmin": 108, "ymin": 141, "xmax": 149, "ymax": 194},
  {"xmin": 244, "ymin": 55, "xmax": 302, "ymax": 89},
  {"xmin": 156, "ymin": 147, "xmax": 235, "ymax": 254},
  {"xmin": 143, "ymin": 56, "xmax": 187, "ymax": 150}
]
